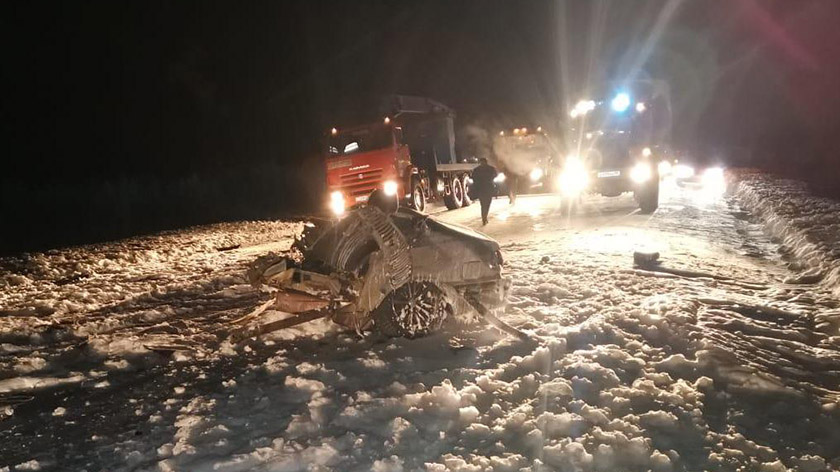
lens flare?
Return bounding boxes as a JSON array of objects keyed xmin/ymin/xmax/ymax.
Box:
[
  {"xmin": 611, "ymin": 93, "xmax": 631, "ymax": 112},
  {"xmin": 558, "ymin": 157, "xmax": 588, "ymax": 196},
  {"xmin": 630, "ymin": 163, "xmax": 652, "ymax": 183}
]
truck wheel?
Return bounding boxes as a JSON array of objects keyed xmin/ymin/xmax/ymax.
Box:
[
  {"xmin": 372, "ymin": 282, "xmax": 450, "ymax": 338},
  {"xmin": 461, "ymin": 174, "xmax": 473, "ymax": 206},
  {"xmin": 410, "ymin": 182, "xmax": 426, "ymax": 213},
  {"xmin": 444, "ymin": 177, "xmax": 464, "ymax": 210},
  {"xmin": 636, "ymin": 181, "xmax": 659, "ymax": 214}
]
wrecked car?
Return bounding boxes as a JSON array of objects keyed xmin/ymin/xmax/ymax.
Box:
[{"xmin": 236, "ymin": 205, "xmax": 519, "ymax": 340}]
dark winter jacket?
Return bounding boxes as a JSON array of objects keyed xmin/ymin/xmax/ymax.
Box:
[{"xmin": 471, "ymin": 163, "xmax": 498, "ymax": 198}]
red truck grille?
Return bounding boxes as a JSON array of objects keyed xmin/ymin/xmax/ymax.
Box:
[{"xmin": 338, "ymin": 168, "xmax": 384, "ymax": 197}]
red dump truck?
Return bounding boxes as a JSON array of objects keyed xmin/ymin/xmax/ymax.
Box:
[{"xmin": 324, "ymin": 96, "xmax": 477, "ymax": 216}]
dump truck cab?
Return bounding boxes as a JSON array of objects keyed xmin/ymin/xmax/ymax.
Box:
[
  {"xmin": 325, "ymin": 121, "xmax": 411, "ymax": 212},
  {"xmin": 324, "ymin": 96, "xmax": 478, "ymax": 216}
]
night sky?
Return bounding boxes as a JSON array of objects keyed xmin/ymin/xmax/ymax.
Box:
[{"xmin": 3, "ymin": 1, "xmax": 840, "ymax": 253}]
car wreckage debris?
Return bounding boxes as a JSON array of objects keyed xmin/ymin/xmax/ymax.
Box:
[
  {"xmin": 466, "ymin": 294, "xmax": 528, "ymax": 340},
  {"xmin": 232, "ymin": 205, "xmax": 519, "ymax": 340}
]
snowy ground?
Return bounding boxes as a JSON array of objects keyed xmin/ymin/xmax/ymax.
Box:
[
  {"xmin": 735, "ymin": 170, "xmax": 840, "ymax": 300},
  {"xmin": 2, "ymin": 173, "xmax": 840, "ymax": 471}
]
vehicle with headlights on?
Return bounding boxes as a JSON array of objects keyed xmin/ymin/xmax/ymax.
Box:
[
  {"xmin": 492, "ymin": 126, "xmax": 560, "ymax": 194},
  {"xmin": 324, "ymin": 95, "xmax": 478, "ymax": 217},
  {"xmin": 556, "ymin": 81, "xmax": 671, "ymax": 214},
  {"xmin": 563, "ymin": 134, "xmax": 661, "ymax": 213},
  {"xmin": 670, "ymin": 157, "xmax": 726, "ymax": 192}
]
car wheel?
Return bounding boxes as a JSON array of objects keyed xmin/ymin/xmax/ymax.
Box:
[
  {"xmin": 372, "ymin": 282, "xmax": 450, "ymax": 338},
  {"xmin": 443, "ymin": 176, "xmax": 464, "ymax": 210},
  {"xmin": 636, "ymin": 181, "xmax": 659, "ymax": 214},
  {"xmin": 410, "ymin": 182, "xmax": 426, "ymax": 213}
]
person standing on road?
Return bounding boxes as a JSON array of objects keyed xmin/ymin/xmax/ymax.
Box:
[{"xmin": 470, "ymin": 158, "xmax": 498, "ymax": 226}]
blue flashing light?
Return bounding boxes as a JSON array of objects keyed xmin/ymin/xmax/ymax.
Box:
[{"xmin": 611, "ymin": 92, "xmax": 631, "ymax": 113}]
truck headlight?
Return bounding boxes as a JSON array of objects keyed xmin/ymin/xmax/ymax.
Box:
[
  {"xmin": 383, "ymin": 180, "xmax": 398, "ymax": 196},
  {"xmin": 558, "ymin": 156, "xmax": 588, "ymax": 196},
  {"xmin": 630, "ymin": 162, "xmax": 652, "ymax": 183},
  {"xmin": 493, "ymin": 172, "xmax": 506, "ymax": 183},
  {"xmin": 658, "ymin": 160, "xmax": 672, "ymax": 176},
  {"xmin": 529, "ymin": 167, "xmax": 544, "ymax": 182},
  {"xmin": 329, "ymin": 191, "xmax": 345, "ymax": 216}
]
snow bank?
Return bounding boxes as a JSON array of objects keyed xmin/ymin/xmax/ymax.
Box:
[
  {"xmin": 0, "ymin": 219, "xmax": 300, "ymax": 326},
  {"xmin": 0, "ymin": 220, "xmax": 301, "ymax": 317},
  {"xmin": 0, "ymin": 219, "xmax": 302, "ymax": 398},
  {"xmin": 735, "ymin": 171, "xmax": 840, "ymax": 299}
]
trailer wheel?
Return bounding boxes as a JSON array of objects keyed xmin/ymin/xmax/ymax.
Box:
[
  {"xmin": 373, "ymin": 282, "xmax": 450, "ymax": 338},
  {"xmin": 461, "ymin": 174, "xmax": 473, "ymax": 206},
  {"xmin": 444, "ymin": 176, "xmax": 465, "ymax": 210},
  {"xmin": 410, "ymin": 182, "xmax": 426, "ymax": 213}
]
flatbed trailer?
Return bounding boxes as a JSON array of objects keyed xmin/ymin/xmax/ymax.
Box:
[{"xmin": 437, "ymin": 163, "xmax": 478, "ymax": 172}]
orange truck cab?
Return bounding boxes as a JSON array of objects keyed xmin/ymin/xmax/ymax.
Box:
[
  {"xmin": 325, "ymin": 121, "xmax": 411, "ymax": 214},
  {"xmin": 324, "ymin": 96, "xmax": 477, "ymax": 216}
]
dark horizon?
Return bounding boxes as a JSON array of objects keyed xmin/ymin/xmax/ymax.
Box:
[{"xmin": 3, "ymin": 0, "xmax": 840, "ymax": 254}]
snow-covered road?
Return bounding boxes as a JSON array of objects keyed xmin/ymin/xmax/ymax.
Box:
[{"xmin": 2, "ymin": 174, "xmax": 840, "ymax": 471}]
